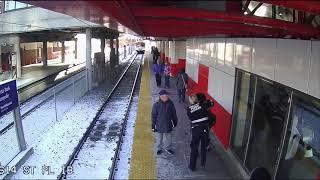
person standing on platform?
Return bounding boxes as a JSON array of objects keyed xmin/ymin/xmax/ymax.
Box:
[
  {"xmin": 153, "ymin": 60, "xmax": 164, "ymax": 87},
  {"xmin": 151, "ymin": 90, "xmax": 178, "ymax": 155},
  {"xmin": 164, "ymin": 62, "xmax": 171, "ymax": 88},
  {"xmin": 187, "ymin": 94, "xmax": 211, "ymax": 171},
  {"xmin": 176, "ymin": 68, "xmax": 188, "ymax": 103},
  {"xmin": 195, "ymin": 93, "xmax": 216, "ymax": 151}
]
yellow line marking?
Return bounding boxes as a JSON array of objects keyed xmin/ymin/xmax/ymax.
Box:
[{"xmin": 129, "ymin": 53, "xmax": 156, "ymax": 179}]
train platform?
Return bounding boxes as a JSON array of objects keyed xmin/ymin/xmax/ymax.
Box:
[
  {"xmin": 16, "ymin": 61, "xmax": 85, "ymax": 90},
  {"xmin": 129, "ymin": 52, "xmax": 241, "ymax": 179}
]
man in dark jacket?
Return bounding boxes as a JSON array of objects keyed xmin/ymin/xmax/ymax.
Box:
[
  {"xmin": 152, "ymin": 90, "xmax": 178, "ymax": 155},
  {"xmin": 176, "ymin": 68, "xmax": 189, "ymax": 103}
]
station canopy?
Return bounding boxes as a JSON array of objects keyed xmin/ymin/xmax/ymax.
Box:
[{"xmin": 24, "ymin": 0, "xmax": 320, "ymax": 39}]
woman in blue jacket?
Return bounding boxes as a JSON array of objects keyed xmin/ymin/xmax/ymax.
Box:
[{"xmin": 153, "ymin": 60, "xmax": 164, "ymax": 87}]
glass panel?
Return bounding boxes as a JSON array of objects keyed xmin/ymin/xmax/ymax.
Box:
[
  {"xmin": 74, "ymin": 75, "xmax": 87, "ymax": 101},
  {"xmin": 245, "ymin": 78, "xmax": 291, "ymax": 175},
  {"xmin": 277, "ymin": 92, "xmax": 320, "ymax": 180},
  {"xmin": 231, "ymin": 70, "xmax": 256, "ymax": 162},
  {"xmin": 55, "ymin": 81, "xmax": 74, "ymax": 120}
]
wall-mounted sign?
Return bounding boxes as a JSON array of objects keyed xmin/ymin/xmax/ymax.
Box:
[{"xmin": 0, "ymin": 80, "xmax": 18, "ymax": 117}]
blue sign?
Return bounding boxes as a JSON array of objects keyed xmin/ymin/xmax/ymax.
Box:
[{"xmin": 0, "ymin": 80, "xmax": 18, "ymax": 117}]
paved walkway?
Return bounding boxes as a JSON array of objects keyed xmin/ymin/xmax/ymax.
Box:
[
  {"xmin": 129, "ymin": 52, "xmax": 238, "ymax": 179},
  {"xmin": 149, "ymin": 63, "xmax": 234, "ymax": 179}
]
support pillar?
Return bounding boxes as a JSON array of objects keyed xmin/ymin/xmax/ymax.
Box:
[
  {"xmin": 110, "ymin": 38, "xmax": 115, "ymax": 67},
  {"xmin": 42, "ymin": 41, "xmax": 48, "ymax": 67},
  {"xmin": 0, "ymin": 46, "xmax": 2, "ymax": 74},
  {"xmin": 100, "ymin": 37, "xmax": 105, "ymax": 62},
  {"xmin": 61, "ymin": 41, "xmax": 65, "ymax": 63},
  {"xmin": 116, "ymin": 38, "xmax": 119, "ymax": 64},
  {"xmin": 86, "ymin": 29, "xmax": 92, "ymax": 91},
  {"xmin": 74, "ymin": 38, "xmax": 78, "ymax": 59},
  {"xmin": 15, "ymin": 37, "xmax": 22, "ymax": 78}
]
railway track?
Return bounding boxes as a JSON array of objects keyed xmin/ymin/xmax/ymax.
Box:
[{"xmin": 59, "ymin": 54, "xmax": 143, "ymax": 179}]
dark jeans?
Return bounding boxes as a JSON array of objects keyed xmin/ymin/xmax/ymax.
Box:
[
  {"xmin": 165, "ymin": 75, "xmax": 170, "ymax": 87},
  {"xmin": 189, "ymin": 125, "xmax": 208, "ymax": 169},
  {"xmin": 177, "ymin": 88, "xmax": 186, "ymax": 102},
  {"xmin": 155, "ymin": 74, "xmax": 161, "ymax": 86}
]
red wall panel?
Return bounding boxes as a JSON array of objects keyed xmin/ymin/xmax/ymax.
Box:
[{"xmin": 178, "ymin": 59, "xmax": 186, "ymax": 70}]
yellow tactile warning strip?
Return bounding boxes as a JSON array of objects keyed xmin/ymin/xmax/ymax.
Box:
[{"xmin": 129, "ymin": 54, "xmax": 156, "ymax": 179}]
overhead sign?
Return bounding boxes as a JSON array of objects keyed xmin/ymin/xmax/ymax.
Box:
[{"xmin": 0, "ymin": 80, "xmax": 18, "ymax": 117}]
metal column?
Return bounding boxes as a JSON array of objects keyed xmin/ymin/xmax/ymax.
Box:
[
  {"xmin": 15, "ymin": 36, "xmax": 22, "ymax": 78},
  {"xmin": 42, "ymin": 41, "xmax": 48, "ymax": 67},
  {"xmin": 74, "ymin": 38, "xmax": 78, "ymax": 59},
  {"xmin": 61, "ymin": 41, "xmax": 65, "ymax": 63},
  {"xmin": 110, "ymin": 38, "xmax": 115, "ymax": 67},
  {"xmin": 100, "ymin": 37, "xmax": 105, "ymax": 62},
  {"xmin": 86, "ymin": 29, "xmax": 92, "ymax": 91},
  {"xmin": 13, "ymin": 106, "xmax": 27, "ymax": 151},
  {"xmin": 116, "ymin": 38, "xmax": 119, "ymax": 65}
]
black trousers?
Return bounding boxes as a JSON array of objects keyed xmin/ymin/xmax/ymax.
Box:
[
  {"xmin": 155, "ymin": 73, "xmax": 161, "ymax": 86},
  {"xmin": 189, "ymin": 125, "xmax": 208, "ymax": 169}
]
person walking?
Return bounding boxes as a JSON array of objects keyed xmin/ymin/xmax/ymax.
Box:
[
  {"xmin": 164, "ymin": 62, "xmax": 171, "ymax": 88},
  {"xmin": 176, "ymin": 68, "xmax": 188, "ymax": 103},
  {"xmin": 152, "ymin": 47, "xmax": 160, "ymax": 64},
  {"xmin": 153, "ymin": 60, "xmax": 164, "ymax": 87},
  {"xmin": 195, "ymin": 93, "xmax": 216, "ymax": 152},
  {"xmin": 187, "ymin": 94, "xmax": 211, "ymax": 171},
  {"xmin": 152, "ymin": 90, "xmax": 178, "ymax": 155}
]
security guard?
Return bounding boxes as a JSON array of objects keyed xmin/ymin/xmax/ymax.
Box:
[{"xmin": 187, "ymin": 94, "xmax": 211, "ymax": 171}]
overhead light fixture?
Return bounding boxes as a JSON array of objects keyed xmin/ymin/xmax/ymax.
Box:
[
  {"xmin": 244, "ymin": 11, "xmax": 248, "ymax": 15},
  {"xmin": 279, "ymin": 12, "xmax": 283, "ymax": 16}
]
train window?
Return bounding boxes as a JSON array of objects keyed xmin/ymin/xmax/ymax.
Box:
[
  {"xmin": 245, "ymin": 77, "xmax": 291, "ymax": 176},
  {"xmin": 276, "ymin": 92, "xmax": 320, "ymax": 179},
  {"xmin": 230, "ymin": 70, "xmax": 256, "ymax": 163}
]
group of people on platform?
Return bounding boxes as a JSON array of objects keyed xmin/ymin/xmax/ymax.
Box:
[
  {"xmin": 150, "ymin": 47, "xmax": 216, "ymax": 171},
  {"xmin": 151, "ymin": 47, "xmax": 189, "ymax": 103}
]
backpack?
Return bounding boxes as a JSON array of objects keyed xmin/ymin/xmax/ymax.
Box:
[{"xmin": 207, "ymin": 111, "xmax": 216, "ymax": 128}]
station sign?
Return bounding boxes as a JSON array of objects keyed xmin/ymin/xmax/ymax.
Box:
[{"xmin": 0, "ymin": 80, "xmax": 18, "ymax": 117}]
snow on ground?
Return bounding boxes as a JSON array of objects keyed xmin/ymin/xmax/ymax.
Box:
[
  {"xmin": 113, "ymin": 95, "xmax": 139, "ymax": 179},
  {"xmin": 0, "ymin": 112, "xmax": 14, "ymax": 132},
  {"xmin": 0, "ymin": 122, "xmax": 21, "ymax": 166},
  {"xmin": 11, "ymin": 60, "xmax": 131, "ymax": 179},
  {"xmin": 66, "ymin": 81, "xmax": 132, "ymax": 179},
  {"xmin": 12, "ymin": 93, "xmax": 107, "ymax": 179},
  {"xmin": 67, "ymin": 99, "xmax": 128, "ymax": 179}
]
